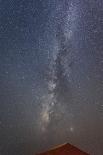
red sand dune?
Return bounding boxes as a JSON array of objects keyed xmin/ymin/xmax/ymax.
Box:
[{"xmin": 36, "ymin": 143, "xmax": 90, "ymax": 155}]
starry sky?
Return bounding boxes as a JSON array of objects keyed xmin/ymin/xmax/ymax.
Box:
[{"xmin": 0, "ymin": 0, "xmax": 103, "ymax": 155}]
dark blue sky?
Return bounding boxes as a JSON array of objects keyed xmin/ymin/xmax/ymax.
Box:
[{"xmin": 0, "ymin": 0, "xmax": 103, "ymax": 155}]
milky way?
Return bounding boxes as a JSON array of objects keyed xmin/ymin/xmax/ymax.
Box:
[
  {"xmin": 0, "ymin": 0, "xmax": 103, "ymax": 155},
  {"xmin": 39, "ymin": 0, "xmax": 78, "ymax": 133}
]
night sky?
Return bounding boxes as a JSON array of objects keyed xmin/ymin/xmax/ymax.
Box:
[{"xmin": 0, "ymin": 0, "xmax": 103, "ymax": 155}]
